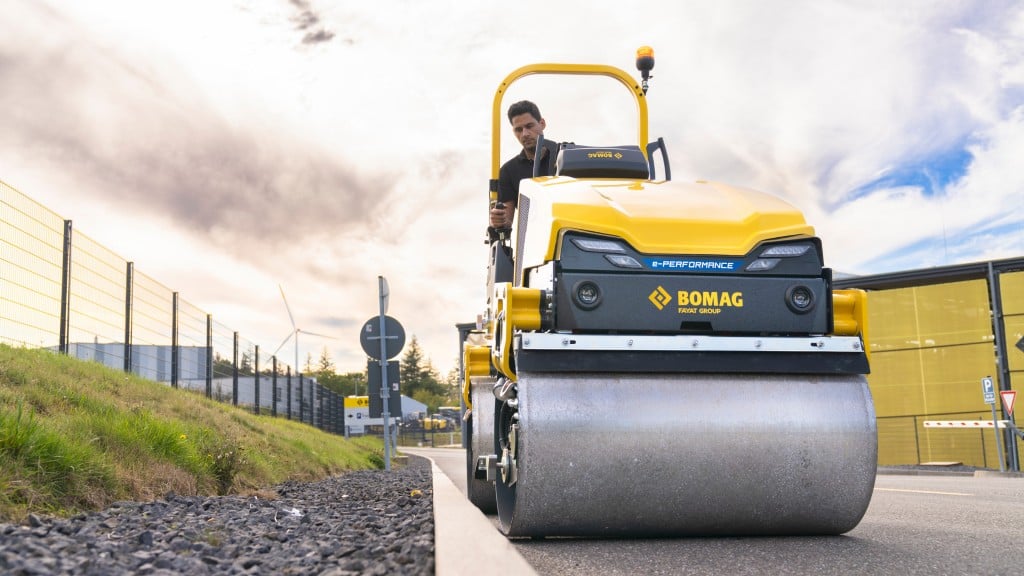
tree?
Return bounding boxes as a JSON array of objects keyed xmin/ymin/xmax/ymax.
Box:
[
  {"xmin": 212, "ymin": 352, "xmax": 234, "ymax": 378},
  {"xmin": 396, "ymin": 335, "xmax": 460, "ymax": 413},
  {"xmin": 239, "ymin": 346, "xmax": 254, "ymax": 376},
  {"xmin": 309, "ymin": 344, "xmax": 370, "ymax": 399},
  {"xmin": 399, "ymin": 336, "xmax": 444, "ymax": 398},
  {"xmin": 315, "ymin": 346, "xmax": 335, "ymax": 377}
]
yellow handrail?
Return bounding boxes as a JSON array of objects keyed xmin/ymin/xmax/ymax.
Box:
[{"xmin": 490, "ymin": 63, "xmax": 649, "ymax": 196}]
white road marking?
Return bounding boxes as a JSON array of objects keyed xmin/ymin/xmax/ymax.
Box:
[{"xmin": 876, "ymin": 488, "xmax": 973, "ymax": 497}]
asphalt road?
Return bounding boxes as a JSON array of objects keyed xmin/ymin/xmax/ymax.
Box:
[{"xmin": 407, "ymin": 447, "xmax": 1024, "ymax": 576}]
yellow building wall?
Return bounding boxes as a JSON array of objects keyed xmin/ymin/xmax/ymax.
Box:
[{"xmin": 866, "ymin": 279, "xmax": 1005, "ymax": 466}]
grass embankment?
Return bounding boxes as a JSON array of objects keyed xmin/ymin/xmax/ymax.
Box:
[{"xmin": 0, "ymin": 344, "xmax": 385, "ymax": 524}]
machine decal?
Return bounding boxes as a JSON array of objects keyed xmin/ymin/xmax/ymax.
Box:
[
  {"xmin": 645, "ymin": 258, "xmax": 743, "ymax": 272},
  {"xmin": 650, "ymin": 287, "xmax": 746, "ymax": 314},
  {"xmin": 648, "ymin": 286, "xmax": 672, "ymax": 310},
  {"xmin": 586, "ymin": 151, "xmax": 624, "ymax": 159},
  {"xmin": 677, "ymin": 290, "xmax": 744, "ymax": 308}
]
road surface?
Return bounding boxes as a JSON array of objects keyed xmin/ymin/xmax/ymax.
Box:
[{"xmin": 406, "ymin": 447, "xmax": 1024, "ymax": 575}]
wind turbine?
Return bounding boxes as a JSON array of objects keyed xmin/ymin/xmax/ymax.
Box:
[{"xmin": 272, "ymin": 284, "xmax": 337, "ymax": 374}]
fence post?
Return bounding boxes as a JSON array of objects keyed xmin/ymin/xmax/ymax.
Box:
[
  {"xmin": 232, "ymin": 331, "xmax": 239, "ymax": 405},
  {"xmin": 171, "ymin": 292, "xmax": 179, "ymax": 389},
  {"xmin": 332, "ymin": 391, "xmax": 339, "ymax": 433},
  {"xmin": 58, "ymin": 219, "xmax": 73, "ymax": 355},
  {"xmin": 254, "ymin": 345, "xmax": 260, "ymax": 415},
  {"xmin": 299, "ymin": 374, "xmax": 305, "ymax": 423},
  {"xmin": 318, "ymin": 384, "xmax": 325, "ymax": 429},
  {"xmin": 123, "ymin": 262, "xmax": 133, "ymax": 373},
  {"xmin": 205, "ymin": 314, "xmax": 213, "ymax": 398},
  {"xmin": 913, "ymin": 415, "xmax": 922, "ymax": 464},
  {"xmin": 981, "ymin": 427, "xmax": 988, "ymax": 468},
  {"xmin": 286, "ymin": 366, "xmax": 293, "ymax": 420},
  {"xmin": 272, "ymin": 357, "xmax": 278, "ymax": 417}
]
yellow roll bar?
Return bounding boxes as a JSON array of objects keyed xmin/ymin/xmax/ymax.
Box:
[{"xmin": 490, "ymin": 63, "xmax": 650, "ymax": 190}]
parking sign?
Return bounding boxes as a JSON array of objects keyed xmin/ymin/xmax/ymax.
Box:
[{"xmin": 981, "ymin": 377, "xmax": 995, "ymax": 404}]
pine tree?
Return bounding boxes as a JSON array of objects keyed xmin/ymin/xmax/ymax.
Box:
[
  {"xmin": 399, "ymin": 336, "xmax": 444, "ymax": 397},
  {"xmin": 316, "ymin": 346, "xmax": 335, "ymax": 377}
]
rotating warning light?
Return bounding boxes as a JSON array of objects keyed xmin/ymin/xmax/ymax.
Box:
[
  {"xmin": 636, "ymin": 46, "xmax": 655, "ymax": 76},
  {"xmin": 636, "ymin": 46, "xmax": 655, "ymax": 94}
]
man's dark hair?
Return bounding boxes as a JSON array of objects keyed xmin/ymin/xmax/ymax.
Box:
[{"xmin": 507, "ymin": 100, "xmax": 542, "ymax": 124}]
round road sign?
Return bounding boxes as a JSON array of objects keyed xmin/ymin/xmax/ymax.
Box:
[{"xmin": 360, "ymin": 315, "xmax": 406, "ymax": 360}]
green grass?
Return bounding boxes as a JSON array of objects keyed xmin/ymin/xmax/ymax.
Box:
[{"xmin": 0, "ymin": 344, "xmax": 385, "ymax": 523}]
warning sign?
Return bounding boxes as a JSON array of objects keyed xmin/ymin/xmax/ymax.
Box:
[{"xmin": 1001, "ymin": 390, "xmax": 1016, "ymax": 416}]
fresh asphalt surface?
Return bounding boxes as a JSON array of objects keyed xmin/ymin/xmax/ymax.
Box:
[{"xmin": 405, "ymin": 447, "xmax": 1024, "ymax": 576}]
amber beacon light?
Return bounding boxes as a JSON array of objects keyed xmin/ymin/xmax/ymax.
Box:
[{"xmin": 635, "ymin": 46, "xmax": 655, "ymax": 93}]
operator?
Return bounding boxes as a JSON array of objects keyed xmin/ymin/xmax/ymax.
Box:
[{"xmin": 489, "ymin": 100, "xmax": 559, "ymax": 229}]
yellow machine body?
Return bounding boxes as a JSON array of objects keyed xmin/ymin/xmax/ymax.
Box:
[
  {"xmin": 461, "ymin": 59, "xmax": 876, "ymax": 537},
  {"xmin": 515, "ymin": 177, "xmax": 815, "ymax": 278}
]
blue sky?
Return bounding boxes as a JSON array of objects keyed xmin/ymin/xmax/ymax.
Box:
[{"xmin": 1, "ymin": 0, "xmax": 1022, "ymax": 375}]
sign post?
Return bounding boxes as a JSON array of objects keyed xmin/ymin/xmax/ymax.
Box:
[
  {"xmin": 378, "ymin": 277, "xmax": 391, "ymax": 471},
  {"xmin": 359, "ymin": 279, "xmax": 406, "ymax": 472},
  {"xmin": 982, "ymin": 376, "xmax": 1005, "ymax": 472}
]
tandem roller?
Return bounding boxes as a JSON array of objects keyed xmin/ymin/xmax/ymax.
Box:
[{"xmin": 461, "ymin": 49, "xmax": 877, "ymax": 538}]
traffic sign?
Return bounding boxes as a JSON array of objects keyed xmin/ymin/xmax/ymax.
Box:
[
  {"xmin": 368, "ymin": 360, "xmax": 402, "ymax": 418},
  {"xmin": 360, "ymin": 315, "xmax": 406, "ymax": 360},
  {"xmin": 981, "ymin": 377, "xmax": 996, "ymax": 404},
  {"xmin": 1001, "ymin": 390, "xmax": 1016, "ymax": 416}
]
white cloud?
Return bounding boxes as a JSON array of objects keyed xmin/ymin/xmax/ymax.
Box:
[{"xmin": 2, "ymin": 0, "xmax": 1023, "ymax": 375}]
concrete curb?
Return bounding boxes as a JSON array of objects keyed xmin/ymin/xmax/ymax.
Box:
[
  {"xmin": 973, "ymin": 470, "xmax": 1024, "ymax": 478},
  {"xmin": 428, "ymin": 458, "xmax": 537, "ymax": 576}
]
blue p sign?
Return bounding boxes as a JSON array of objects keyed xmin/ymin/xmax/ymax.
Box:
[{"xmin": 982, "ymin": 377, "xmax": 995, "ymax": 404}]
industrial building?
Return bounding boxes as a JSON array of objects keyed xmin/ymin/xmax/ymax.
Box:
[{"xmin": 835, "ymin": 256, "xmax": 1023, "ymax": 470}]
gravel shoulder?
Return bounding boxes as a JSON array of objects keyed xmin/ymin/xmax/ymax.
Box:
[{"xmin": 0, "ymin": 456, "xmax": 434, "ymax": 575}]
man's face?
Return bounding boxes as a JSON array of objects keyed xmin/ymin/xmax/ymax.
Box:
[{"xmin": 511, "ymin": 113, "xmax": 546, "ymax": 154}]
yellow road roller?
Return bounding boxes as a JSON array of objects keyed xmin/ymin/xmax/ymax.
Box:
[{"xmin": 461, "ymin": 49, "xmax": 876, "ymax": 537}]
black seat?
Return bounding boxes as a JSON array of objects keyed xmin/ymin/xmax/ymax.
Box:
[{"xmin": 555, "ymin": 143, "xmax": 650, "ymax": 179}]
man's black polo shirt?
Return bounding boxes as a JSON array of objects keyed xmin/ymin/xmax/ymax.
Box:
[{"xmin": 497, "ymin": 139, "xmax": 559, "ymax": 204}]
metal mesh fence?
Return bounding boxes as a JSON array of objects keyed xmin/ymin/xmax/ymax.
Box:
[
  {"xmin": 1, "ymin": 179, "xmax": 349, "ymax": 436},
  {"xmin": 177, "ymin": 297, "xmax": 209, "ymax": 386},
  {"xmin": 66, "ymin": 231, "xmax": 127, "ymax": 368},
  {"xmin": 131, "ymin": 271, "xmax": 174, "ymax": 382},
  {"xmin": 878, "ymin": 411, "xmax": 1008, "ymax": 468},
  {"xmin": 0, "ymin": 181, "xmax": 64, "ymax": 349}
]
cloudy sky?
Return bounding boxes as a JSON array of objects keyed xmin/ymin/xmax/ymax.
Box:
[{"xmin": 2, "ymin": 0, "xmax": 1023, "ymax": 376}]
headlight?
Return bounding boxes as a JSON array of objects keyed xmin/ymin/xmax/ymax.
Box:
[
  {"xmin": 572, "ymin": 281, "xmax": 602, "ymax": 310},
  {"xmin": 761, "ymin": 244, "xmax": 811, "ymax": 257},
  {"xmin": 571, "ymin": 237, "xmax": 627, "ymax": 253},
  {"xmin": 785, "ymin": 285, "xmax": 816, "ymax": 314},
  {"xmin": 605, "ymin": 254, "xmax": 643, "ymax": 269},
  {"xmin": 746, "ymin": 243, "xmax": 814, "ymax": 271}
]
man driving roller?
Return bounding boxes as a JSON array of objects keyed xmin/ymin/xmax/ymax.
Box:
[{"xmin": 490, "ymin": 100, "xmax": 558, "ymax": 229}]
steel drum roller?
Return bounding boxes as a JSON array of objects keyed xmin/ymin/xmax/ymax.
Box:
[{"xmin": 496, "ymin": 372, "xmax": 877, "ymax": 537}]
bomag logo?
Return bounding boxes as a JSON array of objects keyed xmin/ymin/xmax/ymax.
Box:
[
  {"xmin": 587, "ymin": 151, "xmax": 615, "ymax": 159},
  {"xmin": 648, "ymin": 286, "xmax": 672, "ymax": 310},
  {"xmin": 676, "ymin": 290, "xmax": 744, "ymax": 315},
  {"xmin": 650, "ymin": 288, "xmax": 745, "ymax": 314}
]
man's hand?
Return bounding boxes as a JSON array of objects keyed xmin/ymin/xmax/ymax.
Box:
[{"xmin": 489, "ymin": 202, "xmax": 514, "ymax": 229}]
